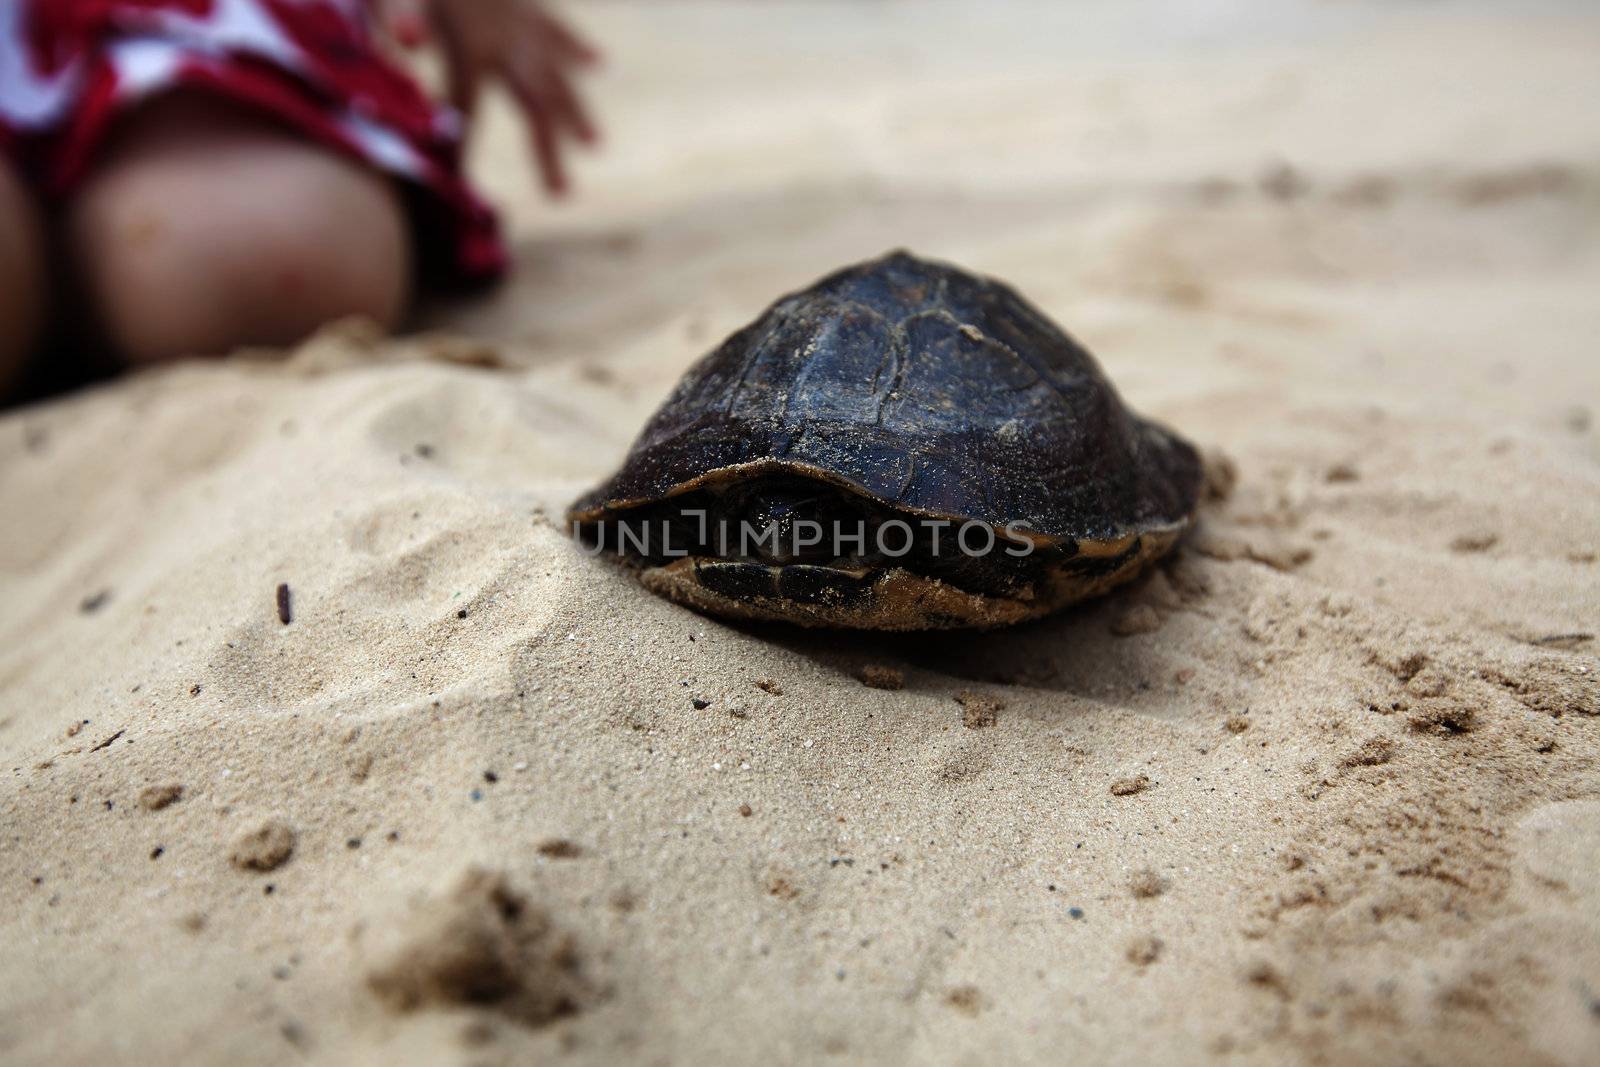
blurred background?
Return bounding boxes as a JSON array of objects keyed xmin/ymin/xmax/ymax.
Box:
[{"xmin": 430, "ymin": 0, "xmax": 1597, "ymax": 432}]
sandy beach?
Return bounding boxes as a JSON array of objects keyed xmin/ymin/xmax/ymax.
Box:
[{"xmin": 2, "ymin": 1, "xmax": 1598, "ymax": 1063}]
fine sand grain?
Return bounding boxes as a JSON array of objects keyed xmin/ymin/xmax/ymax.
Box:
[{"xmin": 2, "ymin": 2, "xmax": 1598, "ymax": 1064}]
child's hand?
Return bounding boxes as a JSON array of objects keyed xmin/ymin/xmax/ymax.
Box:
[{"xmin": 380, "ymin": 0, "xmax": 600, "ymax": 196}]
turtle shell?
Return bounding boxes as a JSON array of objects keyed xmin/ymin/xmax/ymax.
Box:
[{"xmin": 571, "ymin": 251, "xmax": 1200, "ymax": 540}]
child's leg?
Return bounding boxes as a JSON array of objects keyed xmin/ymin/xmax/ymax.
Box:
[
  {"xmin": 0, "ymin": 157, "xmax": 47, "ymax": 391},
  {"xmin": 66, "ymin": 91, "xmax": 412, "ymax": 366}
]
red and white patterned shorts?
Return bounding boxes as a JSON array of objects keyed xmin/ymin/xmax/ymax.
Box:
[{"xmin": 0, "ymin": 0, "xmax": 505, "ymax": 287}]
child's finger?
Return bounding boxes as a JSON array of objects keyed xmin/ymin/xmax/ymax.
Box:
[
  {"xmin": 530, "ymin": 110, "xmax": 567, "ymax": 196},
  {"xmin": 448, "ymin": 59, "xmax": 482, "ymax": 121},
  {"xmin": 510, "ymin": 80, "xmax": 567, "ymax": 195},
  {"xmin": 437, "ymin": 21, "xmax": 481, "ymax": 118}
]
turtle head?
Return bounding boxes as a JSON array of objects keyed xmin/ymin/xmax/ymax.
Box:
[{"xmin": 724, "ymin": 479, "xmax": 863, "ymax": 566}]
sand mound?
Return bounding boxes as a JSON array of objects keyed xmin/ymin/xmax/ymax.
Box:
[{"xmin": 365, "ymin": 868, "xmax": 593, "ymax": 1027}]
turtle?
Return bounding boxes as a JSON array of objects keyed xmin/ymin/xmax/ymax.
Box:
[{"xmin": 567, "ymin": 250, "xmax": 1203, "ymax": 630}]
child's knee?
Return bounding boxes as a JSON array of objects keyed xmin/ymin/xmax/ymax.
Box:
[
  {"xmin": 68, "ymin": 108, "xmax": 412, "ymax": 365},
  {"xmin": 0, "ymin": 159, "xmax": 47, "ymax": 390}
]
